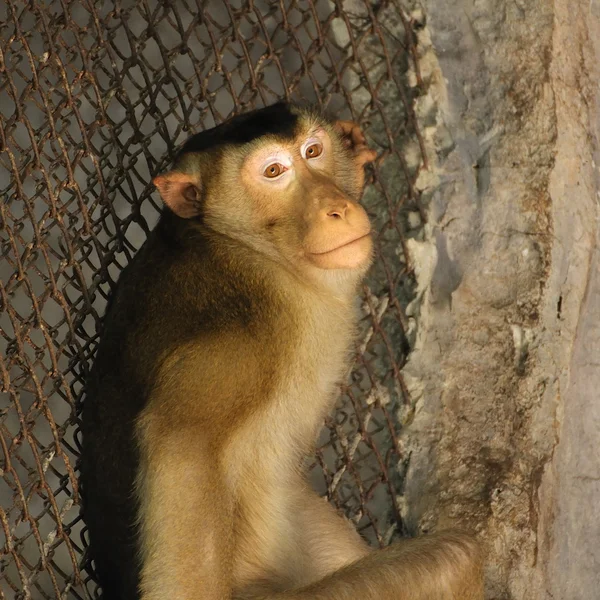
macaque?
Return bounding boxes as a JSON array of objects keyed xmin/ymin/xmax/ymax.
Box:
[{"xmin": 81, "ymin": 103, "xmax": 483, "ymax": 600}]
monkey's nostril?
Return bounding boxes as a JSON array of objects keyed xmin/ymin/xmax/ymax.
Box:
[{"xmin": 328, "ymin": 210, "xmax": 343, "ymax": 219}]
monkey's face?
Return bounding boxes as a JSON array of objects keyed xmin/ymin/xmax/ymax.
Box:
[
  {"xmin": 154, "ymin": 106, "xmax": 377, "ymax": 281},
  {"xmin": 230, "ymin": 122, "xmax": 375, "ymax": 273}
]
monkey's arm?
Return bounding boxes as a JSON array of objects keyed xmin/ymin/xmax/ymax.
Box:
[{"xmin": 135, "ymin": 422, "xmax": 234, "ymax": 600}]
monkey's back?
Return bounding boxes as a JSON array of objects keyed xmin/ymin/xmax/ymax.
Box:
[{"xmin": 80, "ymin": 211, "xmax": 278, "ymax": 599}]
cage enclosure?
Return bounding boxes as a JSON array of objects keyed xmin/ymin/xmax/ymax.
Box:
[{"xmin": 0, "ymin": 1, "xmax": 426, "ymax": 597}]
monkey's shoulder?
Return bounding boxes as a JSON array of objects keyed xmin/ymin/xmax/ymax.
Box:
[{"xmin": 95, "ymin": 217, "xmax": 282, "ymax": 371}]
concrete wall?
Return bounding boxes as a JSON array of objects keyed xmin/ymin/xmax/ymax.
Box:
[{"xmin": 401, "ymin": 1, "xmax": 600, "ymax": 597}]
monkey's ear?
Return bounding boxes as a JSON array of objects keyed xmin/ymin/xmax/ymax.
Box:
[
  {"xmin": 153, "ymin": 172, "xmax": 203, "ymax": 219},
  {"xmin": 333, "ymin": 120, "xmax": 378, "ymax": 166}
]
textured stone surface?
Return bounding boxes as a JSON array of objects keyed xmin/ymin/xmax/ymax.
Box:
[{"xmin": 400, "ymin": 0, "xmax": 600, "ymax": 597}]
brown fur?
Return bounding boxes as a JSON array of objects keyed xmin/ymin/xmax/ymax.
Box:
[{"xmin": 81, "ymin": 104, "xmax": 483, "ymax": 600}]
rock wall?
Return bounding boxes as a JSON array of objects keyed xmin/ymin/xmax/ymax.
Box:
[{"xmin": 401, "ymin": 0, "xmax": 600, "ymax": 597}]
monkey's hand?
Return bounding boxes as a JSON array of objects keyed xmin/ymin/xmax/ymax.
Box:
[{"xmin": 334, "ymin": 120, "xmax": 378, "ymax": 168}]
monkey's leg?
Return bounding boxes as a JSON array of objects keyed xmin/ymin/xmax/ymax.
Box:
[
  {"xmin": 242, "ymin": 486, "xmax": 482, "ymax": 600},
  {"xmin": 278, "ymin": 530, "xmax": 483, "ymax": 600},
  {"xmin": 231, "ymin": 486, "xmax": 370, "ymax": 600},
  {"xmin": 136, "ymin": 429, "xmax": 233, "ymax": 600},
  {"xmin": 291, "ymin": 487, "xmax": 370, "ymax": 585}
]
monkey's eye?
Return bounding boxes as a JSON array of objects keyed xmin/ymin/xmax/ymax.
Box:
[
  {"xmin": 263, "ymin": 163, "xmax": 286, "ymax": 179},
  {"xmin": 304, "ymin": 142, "xmax": 323, "ymax": 159}
]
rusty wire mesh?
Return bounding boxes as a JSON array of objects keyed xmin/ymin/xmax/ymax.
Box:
[{"xmin": 0, "ymin": 0, "xmax": 427, "ymax": 597}]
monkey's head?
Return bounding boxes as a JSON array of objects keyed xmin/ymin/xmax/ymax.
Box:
[{"xmin": 153, "ymin": 103, "xmax": 377, "ymax": 283}]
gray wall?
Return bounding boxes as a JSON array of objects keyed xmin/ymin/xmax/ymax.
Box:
[{"xmin": 401, "ymin": 0, "xmax": 600, "ymax": 597}]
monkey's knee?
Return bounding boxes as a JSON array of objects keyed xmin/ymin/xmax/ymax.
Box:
[{"xmin": 428, "ymin": 531, "xmax": 484, "ymax": 599}]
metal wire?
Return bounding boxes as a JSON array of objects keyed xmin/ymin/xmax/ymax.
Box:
[{"xmin": 0, "ymin": 0, "xmax": 426, "ymax": 597}]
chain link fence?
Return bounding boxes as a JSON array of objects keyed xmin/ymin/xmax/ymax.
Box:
[{"xmin": 0, "ymin": 0, "xmax": 426, "ymax": 597}]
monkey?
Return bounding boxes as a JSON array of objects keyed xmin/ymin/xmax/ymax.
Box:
[{"xmin": 80, "ymin": 102, "xmax": 483, "ymax": 600}]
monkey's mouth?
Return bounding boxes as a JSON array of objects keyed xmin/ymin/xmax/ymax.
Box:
[
  {"xmin": 308, "ymin": 232, "xmax": 371, "ymax": 256},
  {"xmin": 305, "ymin": 232, "xmax": 373, "ymax": 270}
]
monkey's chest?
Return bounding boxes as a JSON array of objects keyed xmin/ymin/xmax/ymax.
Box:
[
  {"xmin": 278, "ymin": 321, "xmax": 352, "ymax": 428},
  {"xmin": 224, "ymin": 313, "xmax": 354, "ymax": 587},
  {"xmin": 237, "ymin": 326, "xmax": 352, "ymax": 471}
]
